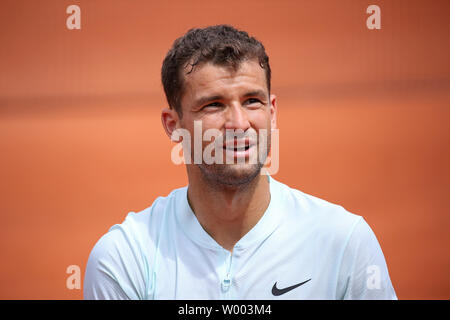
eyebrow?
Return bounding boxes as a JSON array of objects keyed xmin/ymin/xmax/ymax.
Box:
[
  {"xmin": 243, "ymin": 90, "xmax": 268, "ymax": 99},
  {"xmin": 194, "ymin": 90, "xmax": 268, "ymax": 108},
  {"xmin": 194, "ymin": 95, "xmax": 224, "ymax": 108}
]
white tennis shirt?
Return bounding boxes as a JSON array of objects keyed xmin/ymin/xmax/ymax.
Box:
[{"xmin": 84, "ymin": 176, "xmax": 397, "ymax": 299}]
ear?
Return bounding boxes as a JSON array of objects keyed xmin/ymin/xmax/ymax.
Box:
[
  {"xmin": 161, "ymin": 108, "xmax": 181, "ymax": 141},
  {"xmin": 269, "ymin": 94, "xmax": 277, "ymax": 130}
]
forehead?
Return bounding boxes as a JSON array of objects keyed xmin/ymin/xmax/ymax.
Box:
[{"xmin": 181, "ymin": 60, "xmax": 268, "ymax": 103}]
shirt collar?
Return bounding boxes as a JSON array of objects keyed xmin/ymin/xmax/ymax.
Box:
[{"xmin": 175, "ymin": 175, "xmax": 283, "ymax": 251}]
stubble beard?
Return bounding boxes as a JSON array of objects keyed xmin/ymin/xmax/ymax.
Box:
[{"xmin": 196, "ymin": 133, "xmax": 271, "ymax": 187}]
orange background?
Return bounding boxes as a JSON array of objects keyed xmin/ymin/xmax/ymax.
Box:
[{"xmin": 1, "ymin": 0, "xmax": 449, "ymax": 299}]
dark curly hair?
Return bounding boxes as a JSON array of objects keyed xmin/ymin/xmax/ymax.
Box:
[{"xmin": 161, "ymin": 24, "xmax": 271, "ymax": 117}]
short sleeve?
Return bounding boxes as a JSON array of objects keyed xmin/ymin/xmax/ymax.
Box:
[
  {"xmin": 83, "ymin": 222, "xmax": 149, "ymax": 300},
  {"xmin": 337, "ymin": 217, "xmax": 397, "ymax": 300}
]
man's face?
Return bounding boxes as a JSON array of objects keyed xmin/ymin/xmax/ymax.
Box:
[{"xmin": 178, "ymin": 59, "xmax": 277, "ymax": 186}]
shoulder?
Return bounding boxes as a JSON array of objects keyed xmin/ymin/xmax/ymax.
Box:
[
  {"xmin": 106, "ymin": 186, "xmax": 187, "ymax": 246},
  {"xmin": 92, "ymin": 185, "xmax": 187, "ymax": 251},
  {"xmin": 271, "ymin": 177, "xmax": 362, "ymax": 237},
  {"xmin": 272, "ymin": 179, "xmax": 397, "ymax": 299},
  {"xmin": 274, "ymin": 178, "xmax": 387, "ymax": 256},
  {"xmin": 84, "ymin": 186, "xmax": 187, "ymax": 299}
]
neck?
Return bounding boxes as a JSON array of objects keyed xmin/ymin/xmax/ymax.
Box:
[{"xmin": 186, "ymin": 166, "xmax": 271, "ymax": 252}]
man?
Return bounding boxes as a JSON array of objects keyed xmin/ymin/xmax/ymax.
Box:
[{"xmin": 84, "ymin": 25, "xmax": 397, "ymax": 299}]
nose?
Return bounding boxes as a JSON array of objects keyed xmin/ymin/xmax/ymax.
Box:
[{"xmin": 224, "ymin": 102, "xmax": 250, "ymax": 132}]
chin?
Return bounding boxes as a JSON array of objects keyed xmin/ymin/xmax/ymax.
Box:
[{"xmin": 198, "ymin": 163, "xmax": 263, "ymax": 187}]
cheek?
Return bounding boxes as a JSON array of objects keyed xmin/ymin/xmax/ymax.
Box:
[
  {"xmin": 181, "ymin": 119, "xmax": 222, "ymax": 149},
  {"xmin": 250, "ymin": 109, "xmax": 272, "ymax": 130},
  {"xmin": 195, "ymin": 115, "xmax": 227, "ymax": 140},
  {"xmin": 202, "ymin": 113, "xmax": 226, "ymax": 127}
]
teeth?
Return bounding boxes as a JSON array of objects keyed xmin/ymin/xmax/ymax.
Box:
[{"xmin": 225, "ymin": 146, "xmax": 249, "ymax": 151}]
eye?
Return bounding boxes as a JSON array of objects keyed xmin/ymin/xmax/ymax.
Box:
[
  {"xmin": 245, "ymin": 98, "xmax": 263, "ymax": 106},
  {"xmin": 202, "ymin": 102, "xmax": 222, "ymax": 109}
]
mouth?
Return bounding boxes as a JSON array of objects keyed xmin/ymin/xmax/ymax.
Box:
[
  {"xmin": 222, "ymin": 139, "xmax": 256, "ymax": 159},
  {"xmin": 223, "ymin": 138, "xmax": 253, "ymax": 150},
  {"xmin": 223, "ymin": 144, "xmax": 251, "ymax": 152}
]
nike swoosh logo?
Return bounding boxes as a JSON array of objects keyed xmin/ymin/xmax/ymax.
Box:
[{"xmin": 272, "ymin": 279, "xmax": 311, "ymax": 296}]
